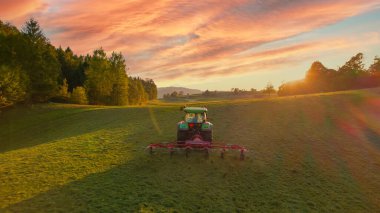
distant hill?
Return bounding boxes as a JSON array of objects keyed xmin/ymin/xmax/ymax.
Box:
[{"xmin": 157, "ymin": 87, "xmax": 202, "ymax": 98}]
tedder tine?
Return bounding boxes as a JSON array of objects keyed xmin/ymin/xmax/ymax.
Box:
[
  {"xmin": 149, "ymin": 146, "xmax": 153, "ymax": 155},
  {"xmin": 220, "ymin": 148, "xmax": 225, "ymax": 159},
  {"xmin": 185, "ymin": 147, "xmax": 191, "ymax": 158},
  {"xmin": 168, "ymin": 144, "xmax": 175, "ymax": 158},
  {"xmin": 146, "ymin": 143, "xmax": 247, "ymax": 160},
  {"xmin": 240, "ymin": 149, "xmax": 245, "ymax": 160},
  {"xmin": 204, "ymin": 148, "xmax": 210, "ymax": 159}
]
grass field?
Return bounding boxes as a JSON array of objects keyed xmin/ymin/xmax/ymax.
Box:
[{"xmin": 1, "ymin": 88, "xmax": 380, "ymax": 212}]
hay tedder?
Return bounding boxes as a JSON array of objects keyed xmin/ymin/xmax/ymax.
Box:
[{"xmin": 147, "ymin": 107, "xmax": 247, "ymax": 160}]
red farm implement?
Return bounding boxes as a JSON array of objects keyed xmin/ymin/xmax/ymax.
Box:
[{"xmin": 147, "ymin": 107, "xmax": 247, "ymax": 160}]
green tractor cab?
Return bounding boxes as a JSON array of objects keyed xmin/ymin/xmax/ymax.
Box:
[{"xmin": 177, "ymin": 107, "xmax": 213, "ymax": 142}]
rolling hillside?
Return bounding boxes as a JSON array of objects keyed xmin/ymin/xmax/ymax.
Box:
[
  {"xmin": 1, "ymin": 88, "xmax": 380, "ymax": 212},
  {"xmin": 157, "ymin": 87, "xmax": 202, "ymax": 98}
]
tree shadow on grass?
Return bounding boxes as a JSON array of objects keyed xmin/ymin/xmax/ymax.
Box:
[
  {"xmin": 2, "ymin": 155, "xmax": 244, "ymax": 212},
  {"xmin": 2, "ymin": 152, "xmax": 373, "ymax": 212},
  {"xmin": 0, "ymin": 106, "xmax": 160, "ymax": 153}
]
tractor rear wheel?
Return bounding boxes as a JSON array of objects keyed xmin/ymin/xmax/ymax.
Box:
[
  {"xmin": 201, "ymin": 131, "xmax": 213, "ymax": 142},
  {"xmin": 177, "ymin": 130, "xmax": 188, "ymax": 142}
]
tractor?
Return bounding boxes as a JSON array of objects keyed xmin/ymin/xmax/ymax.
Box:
[
  {"xmin": 177, "ymin": 107, "xmax": 213, "ymax": 142},
  {"xmin": 147, "ymin": 106, "xmax": 247, "ymax": 159}
]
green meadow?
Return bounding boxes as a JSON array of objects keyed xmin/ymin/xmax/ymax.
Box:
[{"xmin": 1, "ymin": 88, "xmax": 380, "ymax": 212}]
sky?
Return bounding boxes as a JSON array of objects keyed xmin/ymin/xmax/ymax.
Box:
[{"xmin": 1, "ymin": 0, "xmax": 380, "ymax": 90}]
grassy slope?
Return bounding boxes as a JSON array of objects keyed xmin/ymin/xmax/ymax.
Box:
[{"xmin": 1, "ymin": 88, "xmax": 380, "ymax": 212}]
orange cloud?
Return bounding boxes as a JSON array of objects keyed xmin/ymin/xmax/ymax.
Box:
[
  {"xmin": 0, "ymin": 0, "xmax": 47, "ymax": 24},
  {"xmin": 1, "ymin": 0, "xmax": 380, "ymax": 86},
  {"xmin": 142, "ymin": 33, "xmax": 380, "ymax": 85}
]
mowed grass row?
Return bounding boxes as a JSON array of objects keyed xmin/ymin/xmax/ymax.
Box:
[{"xmin": 1, "ymin": 88, "xmax": 380, "ymax": 212}]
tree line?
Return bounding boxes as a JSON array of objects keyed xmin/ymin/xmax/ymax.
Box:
[
  {"xmin": 278, "ymin": 53, "xmax": 380, "ymax": 96},
  {"xmin": 160, "ymin": 52, "xmax": 380, "ymax": 100},
  {"xmin": 0, "ymin": 18, "xmax": 157, "ymax": 107},
  {"xmin": 162, "ymin": 83, "xmax": 276, "ymax": 100},
  {"xmin": 228, "ymin": 83, "xmax": 276, "ymax": 96}
]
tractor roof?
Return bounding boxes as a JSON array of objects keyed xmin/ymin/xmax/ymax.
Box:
[{"xmin": 183, "ymin": 107, "xmax": 207, "ymax": 113}]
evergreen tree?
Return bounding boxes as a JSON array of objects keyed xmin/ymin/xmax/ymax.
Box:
[
  {"xmin": 21, "ymin": 18, "xmax": 60, "ymax": 102},
  {"xmin": 22, "ymin": 18, "xmax": 46, "ymax": 44},
  {"xmin": 56, "ymin": 47, "xmax": 86, "ymax": 92}
]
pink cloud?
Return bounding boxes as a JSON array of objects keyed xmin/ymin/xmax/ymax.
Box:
[
  {"xmin": 0, "ymin": 0, "xmax": 47, "ymax": 25},
  {"xmin": 140, "ymin": 33, "xmax": 380, "ymax": 84},
  {"xmin": 1, "ymin": 0, "xmax": 380, "ymax": 86}
]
